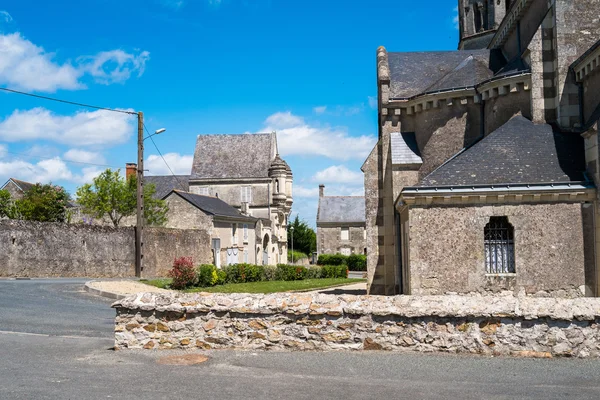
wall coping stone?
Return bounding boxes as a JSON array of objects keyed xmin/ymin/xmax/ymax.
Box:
[{"xmin": 112, "ymin": 292, "xmax": 600, "ymax": 321}]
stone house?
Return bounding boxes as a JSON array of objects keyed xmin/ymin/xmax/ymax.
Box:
[
  {"xmin": 162, "ymin": 190, "xmax": 258, "ymax": 266},
  {"xmin": 144, "ymin": 132, "xmax": 293, "ymax": 265},
  {"xmin": 1, "ymin": 178, "xmax": 34, "ymax": 200},
  {"xmin": 364, "ymin": 0, "xmax": 600, "ymax": 296},
  {"xmin": 316, "ymin": 185, "xmax": 366, "ymax": 256}
]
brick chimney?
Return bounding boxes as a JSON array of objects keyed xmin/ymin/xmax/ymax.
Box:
[
  {"xmin": 126, "ymin": 163, "xmax": 137, "ymax": 180},
  {"xmin": 319, "ymin": 184, "xmax": 325, "ymax": 197}
]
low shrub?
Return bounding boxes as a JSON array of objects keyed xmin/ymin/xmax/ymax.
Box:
[
  {"xmin": 263, "ymin": 265, "xmax": 278, "ymax": 281},
  {"xmin": 168, "ymin": 257, "xmax": 196, "ymax": 289},
  {"xmin": 319, "ymin": 265, "xmax": 348, "ymax": 279},
  {"xmin": 197, "ymin": 264, "xmax": 219, "ymax": 287},
  {"xmin": 306, "ymin": 266, "xmax": 321, "ymax": 279},
  {"xmin": 222, "ymin": 263, "xmax": 265, "ymax": 283},
  {"xmin": 317, "ymin": 253, "xmax": 347, "ymax": 266},
  {"xmin": 347, "ymin": 254, "xmax": 367, "ymax": 271},
  {"xmin": 276, "ymin": 264, "xmax": 308, "ymax": 281},
  {"xmin": 288, "ymin": 250, "xmax": 308, "ymax": 262}
]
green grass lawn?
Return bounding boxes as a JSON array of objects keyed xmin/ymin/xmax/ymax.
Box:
[{"xmin": 141, "ymin": 278, "xmax": 364, "ymax": 294}]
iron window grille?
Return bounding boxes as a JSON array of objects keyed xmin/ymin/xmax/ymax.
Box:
[{"xmin": 484, "ymin": 216, "xmax": 515, "ymax": 274}]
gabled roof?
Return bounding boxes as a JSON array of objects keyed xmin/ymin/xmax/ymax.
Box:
[
  {"xmin": 191, "ymin": 133, "xmax": 275, "ymax": 180},
  {"xmin": 1, "ymin": 178, "xmax": 35, "ymax": 193},
  {"xmin": 145, "ymin": 175, "xmax": 189, "ymax": 199},
  {"xmin": 317, "ymin": 196, "xmax": 365, "ymax": 225},
  {"xmin": 165, "ymin": 190, "xmax": 255, "ymax": 222},
  {"xmin": 386, "ymin": 49, "xmax": 526, "ymax": 99},
  {"xmin": 418, "ymin": 116, "xmax": 587, "ymax": 187},
  {"xmin": 391, "ymin": 132, "xmax": 422, "ymax": 165}
]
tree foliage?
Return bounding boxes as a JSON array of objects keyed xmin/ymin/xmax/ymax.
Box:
[
  {"xmin": 0, "ymin": 189, "xmax": 13, "ymax": 219},
  {"xmin": 14, "ymin": 184, "xmax": 71, "ymax": 222},
  {"xmin": 287, "ymin": 215, "xmax": 316, "ymax": 256},
  {"xmin": 76, "ymin": 169, "xmax": 168, "ymax": 227}
]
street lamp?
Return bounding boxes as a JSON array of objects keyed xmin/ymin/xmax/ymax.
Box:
[
  {"xmin": 135, "ymin": 111, "xmax": 167, "ymax": 278},
  {"xmin": 290, "ymin": 226, "xmax": 294, "ymax": 264}
]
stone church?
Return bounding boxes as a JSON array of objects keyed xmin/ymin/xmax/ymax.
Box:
[{"xmin": 364, "ymin": 0, "xmax": 600, "ymax": 296}]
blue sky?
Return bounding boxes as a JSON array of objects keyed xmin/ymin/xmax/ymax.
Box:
[{"xmin": 0, "ymin": 0, "xmax": 459, "ymax": 227}]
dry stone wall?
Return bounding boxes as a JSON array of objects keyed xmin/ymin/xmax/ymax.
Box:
[{"xmin": 113, "ymin": 292, "xmax": 600, "ymax": 358}]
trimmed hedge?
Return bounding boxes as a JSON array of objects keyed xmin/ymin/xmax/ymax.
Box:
[
  {"xmin": 185, "ymin": 263, "xmax": 349, "ymax": 288},
  {"xmin": 317, "ymin": 253, "xmax": 367, "ymax": 271},
  {"xmin": 288, "ymin": 250, "xmax": 308, "ymax": 262},
  {"xmin": 347, "ymin": 254, "xmax": 367, "ymax": 271},
  {"xmin": 317, "ymin": 253, "xmax": 347, "ymax": 266}
]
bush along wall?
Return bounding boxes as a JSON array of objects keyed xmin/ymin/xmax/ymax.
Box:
[
  {"xmin": 317, "ymin": 253, "xmax": 367, "ymax": 271},
  {"xmin": 167, "ymin": 262, "xmax": 348, "ymax": 289}
]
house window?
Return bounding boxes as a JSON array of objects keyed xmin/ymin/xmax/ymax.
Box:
[
  {"xmin": 363, "ymin": 229, "xmax": 366, "ymax": 240},
  {"xmin": 243, "ymin": 224, "xmax": 248, "ymax": 242},
  {"xmin": 241, "ymin": 186, "xmax": 252, "ymax": 204},
  {"xmin": 484, "ymin": 217, "xmax": 515, "ymax": 274},
  {"xmin": 341, "ymin": 227, "xmax": 349, "ymax": 241},
  {"xmin": 340, "ymin": 247, "xmax": 351, "ymax": 256},
  {"xmin": 244, "ymin": 248, "xmax": 248, "ymax": 263},
  {"xmin": 197, "ymin": 187, "xmax": 209, "ymax": 196},
  {"xmin": 232, "ymin": 224, "xmax": 238, "ymax": 246}
]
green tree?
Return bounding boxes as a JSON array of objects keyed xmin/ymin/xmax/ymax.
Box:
[
  {"xmin": 76, "ymin": 168, "xmax": 168, "ymax": 227},
  {"xmin": 14, "ymin": 183, "xmax": 71, "ymax": 222},
  {"xmin": 0, "ymin": 189, "xmax": 13, "ymax": 218},
  {"xmin": 287, "ymin": 215, "xmax": 316, "ymax": 256}
]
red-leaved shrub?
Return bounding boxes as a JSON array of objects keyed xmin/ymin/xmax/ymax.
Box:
[{"xmin": 168, "ymin": 257, "xmax": 196, "ymax": 289}]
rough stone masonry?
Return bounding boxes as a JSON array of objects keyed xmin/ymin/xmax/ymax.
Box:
[{"xmin": 113, "ymin": 292, "xmax": 600, "ymax": 358}]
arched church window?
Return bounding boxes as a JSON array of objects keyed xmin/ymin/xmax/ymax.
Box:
[{"xmin": 484, "ymin": 217, "xmax": 515, "ymax": 274}]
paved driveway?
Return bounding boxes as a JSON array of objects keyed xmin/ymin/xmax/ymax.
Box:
[{"xmin": 1, "ymin": 279, "xmax": 600, "ymax": 400}]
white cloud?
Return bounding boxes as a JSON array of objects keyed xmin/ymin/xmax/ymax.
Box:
[
  {"xmin": 0, "ymin": 144, "xmax": 7, "ymax": 158},
  {"xmin": 263, "ymin": 111, "xmax": 376, "ymax": 161},
  {"xmin": 368, "ymin": 96, "xmax": 377, "ymax": 109},
  {"xmin": 145, "ymin": 153, "xmax": 193, "ymax": 175},
  {"xmin": 313, "ymin": 106, "xmax": 327, "ymax": 115},
  {"xmin": 0, "ymin": 154, "xmax": 106, "ymax": 185},
  {"xmin": 0, "ymin": 32, "xmax": 150, "ymax": 92},
  {"xmin": 453, "ymin": 6, "xmax": 459, "ymax": 30},
  {"xmin": 0, "ymin": 10, "xmax": 12, "ymax": 22},
  {"xmin": 313, "ymin": 165, "xmax": 363, "ymax": 185},
  {"xmin": 78, "ymin": 50, "xmax": 150, "ymax": 85},
  {"xmin": 63, "ymin": 149, "xmax": 106, "ymax": 165},
  {"xmin": 0, "ymin": 107, "xmax": 135, "ymax": 147}
]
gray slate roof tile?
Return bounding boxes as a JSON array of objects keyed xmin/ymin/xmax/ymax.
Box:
[
  {"xmin": 418, "ymin": 116, "xmax": 587, "ymax": 187},
  {"xmin": 391, "ymin": 132, "xmax": 422, "ymax": 165},
  {"xmin": 167, "ymin": 190, "xmax": 255, "ymax": 221},
  {"xmin": 145, "ymin": 175, "xmax": 189, "ymax": 200},
  {"xmin": 317, "ymin": 196, "xmax": 365, "ymax": 224},
  {"xmin": 191, "ymin": 133, "xmax": 274, "ymax": 180}
]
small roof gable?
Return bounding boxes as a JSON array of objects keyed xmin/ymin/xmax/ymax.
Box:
[
  {"xmin": 317, "ymin": 196, "xmax": 365, "ymax": 224},
  {"xmin": 418, "ymin": 116, "xmax": 587, "ymax": 187},
  {"xmin": 166, "ymin": 190, "xmax": 255, "ymax": 221},
  {"xmin": 191, "ymin": 133, "xmax": 275, "ymax": 180},
  {"xmin": 391, "ymin": 132, "xmax": 422, "ymax": 165},
  {"xmin": 145, "ymin": 175, "xmax": 189, "ymax": 199},
  {"xmin": 1, "ymin": 178, "xmax": 35, "ymax": 193}
]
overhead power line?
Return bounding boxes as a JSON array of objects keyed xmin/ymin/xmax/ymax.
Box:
[
  {"xmin": 0, "ymin": 87, "xmax": 138, "ymax": 115},
  {"xmin": 143, "ymin": 123, "xmax": 188, "ymax": 192}
]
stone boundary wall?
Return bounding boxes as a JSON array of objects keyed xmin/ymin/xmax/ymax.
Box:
[
  {"xmin": 113, "ymin": 293, "xmax": 600, "ymax": 358},
  {"xmin": 0, "ymin": 220, "xmax": 211, "ymax": 278}
]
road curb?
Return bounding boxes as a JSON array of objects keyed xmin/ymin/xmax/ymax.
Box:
[{"xmin": 83, "ymin": 281, "xmax": 128, "ymax": 300}]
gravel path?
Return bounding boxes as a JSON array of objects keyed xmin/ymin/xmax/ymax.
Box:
[{"xmin": 86, "ymin": 280, "xmax": 173, "ymax": 296}]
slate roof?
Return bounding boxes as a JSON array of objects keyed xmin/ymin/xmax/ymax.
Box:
[
  {"xmin": 1, "ymin": 178, "xmax": 35, "ymax": 193},
  {"xmin": 191, "ymin": 133, "xmax": 274, "ymax": 180},
  {"xmin": 418, "ymin": 116, "xmax": 587, "ymax": 187},
  {"xmin": 387, "ymin": 49, "xmax": 526, "ymax": 99},
  {"xmin": 145, "ymin": 175, "xmax": 189, "ymax": 199},
  {"xmin": 317, "ymin": 196, "xmax": 366, "ymax": 224},
  {"xmin": 391, "ymin": 132, "xmax": 422, "ymax": 165},
  {"xmin": 166, "ymin": 190, "xmax": 255, "ymax": 221}
]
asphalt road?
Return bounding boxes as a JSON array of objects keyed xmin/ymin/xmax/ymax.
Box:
[{"xmin": 1, "ymin": 279, "xmax": 600, "ymax": 400}]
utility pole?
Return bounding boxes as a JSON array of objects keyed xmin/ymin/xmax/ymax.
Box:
[{"xmin": 135, "ymin": 111, "xmax": 144, "ymax": 278}]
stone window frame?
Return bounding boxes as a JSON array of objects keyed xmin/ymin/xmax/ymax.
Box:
[
  {"xmin": 197, "ymin": 186, "xmax": 209, "ymax": 196},
  {"xmin": 232, "ymin": 224, "xmax": 238, "ymax": 246},
  {"xmin": 243, "ymin": 224, "xmax": 249, "ymax": 242},
  {"xmin": 240, "ymin": 186, "xmax": 252, "ymax": 204},
  {"xmin": 340, "ymin": 227, "xmax": 349, "ymax": 241},
  {"xmin": 484, "ymin": 216, "xmax": 516, "ymax": 275}
]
